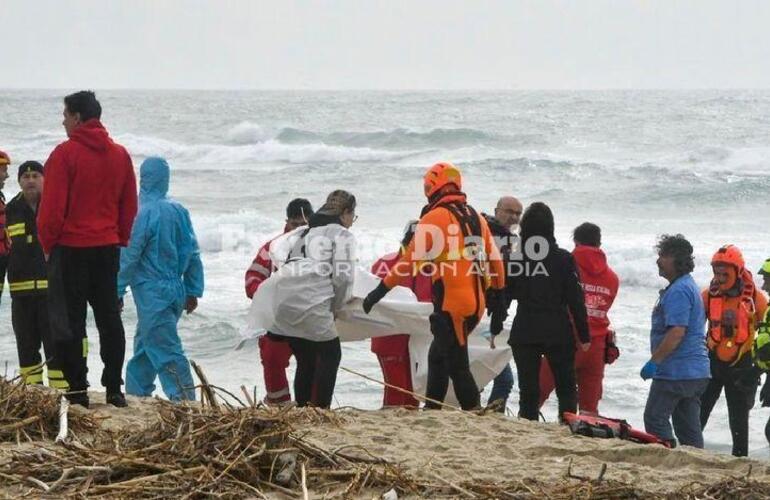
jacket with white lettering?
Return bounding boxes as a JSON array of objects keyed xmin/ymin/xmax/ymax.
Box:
[
  {"xmin": 5, "ymin": 193, "xmax": 47, "ymax": 297},
  {"xmin": 244, "ymin": 225, "xmax": 290, "ymax": 299},
  {"xmin": 573, "ymin": 245, "xmax": 619, "ymax": 337}
]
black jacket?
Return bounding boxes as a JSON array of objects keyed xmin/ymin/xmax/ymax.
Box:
[
  {"xmin": 6, "ymin": 193, "xmax": 47, "ymax": 297},
  {"xmin": 482, "ymin": 213, "xmax": 518, "ymax": 289},
  {"xmin": 507, "ymin": 241, "xmax": 590, "ymax": 346}
]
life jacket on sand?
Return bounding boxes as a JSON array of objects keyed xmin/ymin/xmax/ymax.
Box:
[
  {"xmin": 563, "ymin": 412, "xmax": 672, "ymax": 448},
  {"xmin": 706, "ymin": 268, "xmax": 758, "ymax": 364}
]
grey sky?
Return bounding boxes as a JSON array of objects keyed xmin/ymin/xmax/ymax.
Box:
[{"xmin": 3, "ymin": 0, "xmax": 770, "ymax": 90}]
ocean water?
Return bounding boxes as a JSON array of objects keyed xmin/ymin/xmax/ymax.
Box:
[{"xmin": 1, "ymin": 89, "xmax": 769, "ymax": 457}]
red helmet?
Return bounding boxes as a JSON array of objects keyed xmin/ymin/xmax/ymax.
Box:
[
  {"xmin": 423, "ymin": 162, "xmax": 462, "ymax": 198},
  {"xmin": 0, "ymin": 150, "xmax": 10, "ymax": 166},
  {"xmin": 711, "ymin": 244, "xmax": 745, "ymax": 271}
]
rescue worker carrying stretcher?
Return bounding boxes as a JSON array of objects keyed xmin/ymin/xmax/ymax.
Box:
[
  {"xmin": 363, "ymin": 162, "xmax": 506, "ymax": 410},
  {"xmin": 700, "ymin": 245, "xmax": 768, "ymax": 457}
]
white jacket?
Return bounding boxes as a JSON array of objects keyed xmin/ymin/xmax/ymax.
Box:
[{"xmin": 268, "ymin": 222, "xmax": 356, "ymax": 342}]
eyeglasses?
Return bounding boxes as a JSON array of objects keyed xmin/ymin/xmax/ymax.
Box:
[{"xmin": 352, "ymin": 215, "xmax": 359, "ymax": 223}]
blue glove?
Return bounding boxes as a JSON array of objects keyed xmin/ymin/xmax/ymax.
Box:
[{"xmin": 640, "ymin": 360, "xmax": 658, "ymax": 380}]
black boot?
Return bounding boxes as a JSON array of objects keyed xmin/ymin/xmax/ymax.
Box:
[
  {"xmin": 106, "ymin": 391, "xmax": 127, "ymax": 408},
  {"xmin": 66, "ymin": 392, "xmax": 90, "ymax": 409}
]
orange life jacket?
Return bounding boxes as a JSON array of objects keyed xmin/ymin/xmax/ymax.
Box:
[{"xmin": 706, "ymin": 269, "xmax": 757, "ymax": 363}]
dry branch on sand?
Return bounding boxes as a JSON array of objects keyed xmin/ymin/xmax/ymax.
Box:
[
  {"xmin": 0, "ymin": 378, "xmax": 99, "ymax": 444},
  {"xmin": 0, "ymin": 376, "xmax": 769, "ymax": 499}
]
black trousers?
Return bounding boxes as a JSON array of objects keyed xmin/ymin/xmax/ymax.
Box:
[
  {"xmin": 47, "ymin": 245, "xmax": 126, "ymax": 393},
  {"xmin": 512, "ymin": 342, "xmax": 577, "ymax": 421},
  {"xmin": 424, "ymin": 312, "xmax": 480, "ymax": 411},
  {"xmin": 12, "ymin": 294, "xmax": 67, "ymax": 388},
  {"xmin": 700, "ymin": 353, "xmax": 759, "ymax": 457},
  {"xmin": 286, "ymin": 336, "xmax": 341, "ymax": 409}
]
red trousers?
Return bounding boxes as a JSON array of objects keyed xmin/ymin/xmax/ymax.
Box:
[
  {"xmin": 259, "ymin": 335, "xmax": 293, "ymax": 404},
  {"xmin": 539, "ymin": 335, "xmax": 606, "ymax": 415},
  {"xmin": 371, "ymin": 334, "xmax": 419, "ymax": 407}
]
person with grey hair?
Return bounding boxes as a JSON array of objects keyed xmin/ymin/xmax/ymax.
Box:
[
  {"xmin": 268, "ymin": 190, "xmax": 357, "ymax": 408},
  {"xmin": 641, "ymin": 234, "xmax": 710, "ymax": 448},
  {"xmin": 480, "ymin": 195, "xmax": 522, "ymax": 412}
]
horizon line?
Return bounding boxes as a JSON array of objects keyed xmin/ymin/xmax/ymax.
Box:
[{"xmin": 2, "ymin": 86, "xmax": 770, "ymax": 92}]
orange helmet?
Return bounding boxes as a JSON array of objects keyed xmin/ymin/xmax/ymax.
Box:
[
  {"xmin": 711, "ymin": 244, "xmax": 745, "ymax": 271},
  {"xmin": 0, "ymin": 150, "xmax": 10, "ymax": 166},
  {"xmin": 423, "ymin": 162, "xmax": 462, "ymax": 198}
]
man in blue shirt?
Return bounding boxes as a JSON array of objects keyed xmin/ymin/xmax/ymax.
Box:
[{"xmin": 640, "ymin": 234, "xmax": 710, "ymax": 448}]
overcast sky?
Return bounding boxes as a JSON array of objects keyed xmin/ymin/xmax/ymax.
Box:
[{"xmin": 2, "ymin": 0, "xmax": 770, "ymax": 90}]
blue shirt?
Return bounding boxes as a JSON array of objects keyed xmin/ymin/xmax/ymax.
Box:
[{"xmin": 650, "ymin": 273, "xmax": 710, "ymax": 380}]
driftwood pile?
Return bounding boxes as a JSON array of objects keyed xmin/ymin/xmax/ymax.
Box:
[{"xmin": 0, "ymin": 375, "xmax": 768, "ymax": 498}]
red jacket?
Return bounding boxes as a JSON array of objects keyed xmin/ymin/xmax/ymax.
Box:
[
  {"xmin": 371, "ymin": 252, "xmax": 433, "ymax": 354},
  {"xmin": 245, "ymin": 225, "xmax": 290, "ymax": 299},
  {"xmin": 0, "ymin": 195, "xmax": 8, "ymax": 256},
  {"xmin": 371, "ymin": 252, "xmax": 433, "ymax": 302},
  {"xmin": 38, "ymin": 120, "xmax": 137, "ymax": 255},
  {"xmin": 573, "ymin": 245, "xmax": 619, "ymax": 337}
]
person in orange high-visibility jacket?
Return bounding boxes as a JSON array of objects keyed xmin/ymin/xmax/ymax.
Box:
[
  {"xmin": 363, "ymin": 162, "xmax": 506, "ymax": 410},
  {"xmin": 700, "ymin": 244, "xmax": 768, "ymax": 457}
]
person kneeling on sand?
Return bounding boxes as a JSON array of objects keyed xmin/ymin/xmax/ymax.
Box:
[
  {"xmin": 700, "ymin": 245, "xmax": 767, "ymax": 457},
  {"xmin": 269, "ymin": 190, "xmax": 357, "ymax": 408},
  {"xmin": 641, "ymin": 234, "xmax": 710, "ymax": 448},
  {"xmin": 118, "ymin": 157, "xmax": 204, "ymax": 402}
]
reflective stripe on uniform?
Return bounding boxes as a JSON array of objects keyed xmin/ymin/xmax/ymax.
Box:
[
  {"xmin": 24, "ymin": 372, "xmax": 44, "ymax": 384},
  {"xmin": 49, "ymin": 379, "xmax": 69, "ymax": 389},
  {"xmin": 248, "ymin": 262, "xmax": 271, "ymax": 276},
  {"xmin": 9, "ymin": 280, "xmax": 48, "ymax": 292},
  {"xmin": 266, "ymin": 387, "xmax": 290, "ymax": 399},
  {"xmin": 47, "ymin": 369, "xmax": 69, "ymax": 390},
  {"xmin": 7, "ymin": 223, "xmax": 25, "ymax": 237},
  {"xmin": 19, "ymin": 365, "xmax": 44, "ymax": 385}
]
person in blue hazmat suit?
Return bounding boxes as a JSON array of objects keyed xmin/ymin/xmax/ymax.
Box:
[{"xmin": 118, "ymin": 156, "xmax": 204, "ymax": 401}]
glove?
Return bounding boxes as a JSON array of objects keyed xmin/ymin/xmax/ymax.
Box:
[
  {"xmin": 640, "ymin": 360, "xmax": 658, "ymax": 380},
  {"xmin": 761, "ymin": 379, "xmax": 770, "ymax": 408},
  {"xmin": 363, "ymin": 281, "xmax": 390, "ymax": 314},
  {"xmin": 486, "ymin": 288, "xmax": 507, "ymax": 336}
]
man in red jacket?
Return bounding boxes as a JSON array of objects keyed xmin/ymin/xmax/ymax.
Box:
[
  {"xmin": 245, "ymin": 198, "xmax": 312, "ymax": 405},
  {"xmin": 539, "ymin": 222, "xmax": 619, "ymax": 415},
  {"xmin": 39, "ymin": 91, "xmax": 138, "ymax": 408}
]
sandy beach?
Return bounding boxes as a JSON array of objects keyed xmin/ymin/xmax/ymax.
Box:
[{"xmin": 2, "ymin": 386, "xmax": 769, "ymax": 498}]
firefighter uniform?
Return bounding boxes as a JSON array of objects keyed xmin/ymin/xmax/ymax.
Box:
[{"xmin": 6, "ymin": 192, "xmax": 67, "ymax": 389}]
